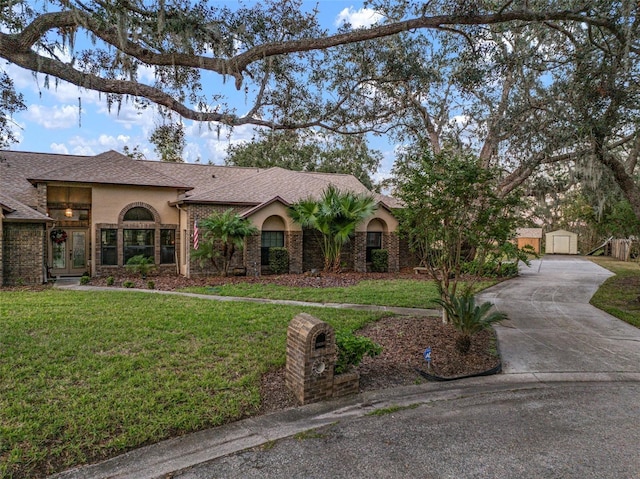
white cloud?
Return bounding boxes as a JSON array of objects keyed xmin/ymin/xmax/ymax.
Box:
[
  {"xmin": 49, "ymin": 143, "xmax": 69, "ymax": 154},
  {"xmin": 96, "ymin": 99, "xmax": 156, "ymax": 131},
  {"xmin": 25, "ymin": 104, "xmax": 79, "ymax": 129},
  {"xmin": 63, "ymin": 133, "xmax": 140, "ymax": 156},
  {"xmin": 335, "ymin": 7, "xmax": 383, "ymax": 29}
]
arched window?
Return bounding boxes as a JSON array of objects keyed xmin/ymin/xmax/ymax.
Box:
[
  {"xmin": 99, "ymin": 203, "xmax": 176, "ymax": 268},
  {"xmin": 261, "ymin": 215, "xmax": 286, "ymax": 266},
  {"xmin": 366, "ymin": 219, "xmax": 386, "ymax": 262},
  {"xmin": 123, "ymin": 207, "xmax": 154, "ymax": 222}
]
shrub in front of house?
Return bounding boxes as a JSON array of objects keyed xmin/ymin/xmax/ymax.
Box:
[
  {"xmin": 371, "ymin": 249, "xmax": 388, "ymax": 273},
  {"xmin": 335, "ymin": 332, "xmax": 382, "ymax": 374},
  {"xmin": 106, "ymin": 276, "xmax": 115, "ymax": 286},
  {"xmin": 125, "ymin": 255, "xmax": 155, "ymax": 279},
  {"xmin": 123, "ymin": 281, "xmax": 135, "ymax": 288},
  {"xmin": 269, "ymin": 247, "xmax": 289, "ymax": 274}
]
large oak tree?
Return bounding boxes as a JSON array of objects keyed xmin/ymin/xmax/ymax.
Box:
[{"xmin": 1, "ymin": 0, "xmax": 639, "ymax": 220}]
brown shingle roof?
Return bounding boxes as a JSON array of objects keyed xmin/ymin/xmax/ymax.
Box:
[
  {"xmin": 1, "ymin": 150, "xmax": 401, "ymax": 219},
  {"xmin": 0, "ymin": 191, "xmax": 51, "ymax": 222},
  {"xmin": 0, "ymin": 150, "xmax": 86, "ymax": 208},
  {"xmin": 144, "ymin": 161, "xmax": 264, "ymax": 198},
  {"xmin": 516, "ymin": 228, "xmax": 543, "ymax": 239},
  {"xmin": 182, "ymin": 167, "xmax": 372, "ymax": 205},
  {"xmin": 27, "ymin": 150, "xmax": 192, "ymax": 189}
]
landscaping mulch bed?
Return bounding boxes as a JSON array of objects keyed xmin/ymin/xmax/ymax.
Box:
[
  {"xmin": 258, "ymin": 315, "xmax": 499, "ymax": 414},
  {"xmin": 87, "ymin": 269, "xmax": 433, "ymax": 290}
]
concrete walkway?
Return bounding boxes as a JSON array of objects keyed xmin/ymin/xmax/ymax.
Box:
[
  {"xmin": 52, "ymin": 256, "xmax": 640, "ymax": 479},
  {"xmin": 58, "ymin": 282, "xmax": 441, "ymax": 317}
]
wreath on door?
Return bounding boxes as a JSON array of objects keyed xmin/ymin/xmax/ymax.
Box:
[{"xmin": 50, "ymin": 229, "xmax": 68, "ymax": 244}]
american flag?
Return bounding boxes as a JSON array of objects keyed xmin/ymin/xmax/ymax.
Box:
[{"xmin": 193, "ymin": 220, "xmax": 199, "ymax": 250}]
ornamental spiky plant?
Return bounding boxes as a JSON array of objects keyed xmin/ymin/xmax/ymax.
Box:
[{"xmin": 433, "ymin": 293, "xmax": 507, "ymax": 354}]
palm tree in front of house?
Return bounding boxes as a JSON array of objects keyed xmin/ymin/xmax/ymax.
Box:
[
  {"xmin": 289, "ymin": 185, "xmax": 377, "ymax": 272},
  {"xmin": 192, "ymin": 209, "xmax": 258, "ymax": 276}
]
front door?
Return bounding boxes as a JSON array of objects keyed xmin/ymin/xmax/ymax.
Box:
[{"xmin": 51, "ymin": 229, "xmax": 89, "ymax": 276}]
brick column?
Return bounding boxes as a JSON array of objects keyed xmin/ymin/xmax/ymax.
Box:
[
  {"xmin": 244, "ymin": 234, "xmax": 261, "ymax": 276},
  {"xmin": 35, "ymin": 183, "xmax": 47, "ymax": 214},
  {"xmin": 385, "ymin": 232, "xmax": 400, "ymax": 272},
  {"xmin": 287, "ymin": 231, "xmax": 303, "ymax": 274},
  {"xmin": 353, "ymin": 231, "xmax": 367, "ymax": 272}
]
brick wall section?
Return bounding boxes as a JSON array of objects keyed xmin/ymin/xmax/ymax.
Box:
[
  {"xmin": 188, "ymin": 204, "xmax": 247, "ymax": 277},
  {"xmin": 3, "ymin": 223, "xmax": 46, "ymax": 285},
  {"xmin": 0, "ymin": 217, "xmax": 3, "ymax": 286},
  {"xmin": 332, "ymin": 371, "xmax": 360, "ymax": 398},
  {"xmin": 353, "ymin": 232, "xmax": 367, "ymax": 272},
  {"xmin": 302, "ymin": 229, "xmax": 356, "ymax": 272},
  {"xmin": 244, "ymin": 234, "xmax": 261, "ymax": 277},
  {"xmin": 384, "ymin": 232, "xmax": 400, "ymax": 273},
  {"xmin": 398, "ymin": 236, "xmax": 420, "ymax": 269},
  {"xmin": 286, "ymin": 231, "xmax": 303, "ymax": 274},
  {"xmin": 302, "ymin": 229, "xmax": 324, "ymax": 271}
]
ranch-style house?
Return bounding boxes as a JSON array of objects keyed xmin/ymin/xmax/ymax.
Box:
[{"xmin": 0, "ymin": 150, "xmax": 407, "ymax": 286}]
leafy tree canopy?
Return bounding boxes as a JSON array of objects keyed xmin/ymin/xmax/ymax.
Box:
[
  {"xmin": 0, "ymin": 0, "xmax": 630, "ymax": 132},
  {"xmin": 149, "ymin": 123, "xmax": 186, "ymax": 162},
  {"xmin": 394, "ymin": 147, "xmax": 525, "ymax": 320},
  {"xmin": 225, "ymin": 129, "xmax": 382, "ymax": 190}
]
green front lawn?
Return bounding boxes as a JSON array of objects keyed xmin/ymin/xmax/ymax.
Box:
[
  {"xmin": 181, "ymin": 279, "xmax": 496, "ymax": 309},
  {"xmin": 0, "ymin": 290, "xmax": 383, "ymax": 478},
  {"xmin": 589, "ymin": 257, "xmax": 640, "ymax": 327}
]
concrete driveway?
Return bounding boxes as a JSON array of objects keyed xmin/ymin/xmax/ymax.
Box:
[{"xmin": 479, "ymin": 255, "xmax": 640, "ymax": 376}]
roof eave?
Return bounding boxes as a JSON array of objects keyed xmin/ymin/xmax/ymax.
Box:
[{"xmin": 27, "ymin": 178, "xmax": 194, "ymax": 190}]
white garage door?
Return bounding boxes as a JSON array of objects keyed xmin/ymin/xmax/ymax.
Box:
[{"xmin": 553, "ymin": 235, "xmax": 570, "ymax": 254}]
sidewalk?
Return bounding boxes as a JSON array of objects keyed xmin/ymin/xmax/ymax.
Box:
[{"xmin": 59, "ymin": 282, "xmax": 441, "ymax": 317}]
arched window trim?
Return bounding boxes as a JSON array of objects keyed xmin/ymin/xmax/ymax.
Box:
[
  {"xmin": 118, "ymin": 202, "xmax": 161, "ymax": 224},
  {"xmin": 123, "ymin": 206, "xmax": 155, "ymax": 222}
]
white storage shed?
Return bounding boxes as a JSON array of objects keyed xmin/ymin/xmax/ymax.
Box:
[{"xmin": 545, "ymin": 229, "xmax": 579, "ymax": 255}]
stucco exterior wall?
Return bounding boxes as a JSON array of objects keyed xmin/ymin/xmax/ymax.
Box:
[
  {"xmin": 91, "ymin": 185, "xmax": 182, "ymax": 276},
  {"xmin": 92, "ymin": 185, "xmax": 179, "ymax": 225},
  {"xmin": 355, "ymin": 208, "xmax": 398, "ymax": 233},
  {"xmin": 247, "ymin": 202, "xmax": 301, "ymax": 232}
]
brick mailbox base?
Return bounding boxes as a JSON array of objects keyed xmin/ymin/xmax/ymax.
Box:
[{"xmin": 286, "ymin": 313, "xmax": 359, "ymax": 405}]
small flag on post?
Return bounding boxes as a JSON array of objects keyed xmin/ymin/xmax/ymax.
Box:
[{"xmin": 193, "ymin": 220, "xmax": 199, "ymax": 250}]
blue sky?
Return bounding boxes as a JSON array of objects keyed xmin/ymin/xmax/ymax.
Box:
[{"xmin": 6, "ymin": 2, "xmax": 395, "ymax": 181}]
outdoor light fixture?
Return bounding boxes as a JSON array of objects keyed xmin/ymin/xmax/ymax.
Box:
[{"xmin": 65, "ymin": 208, "xmax": 73, "ymax": 218}]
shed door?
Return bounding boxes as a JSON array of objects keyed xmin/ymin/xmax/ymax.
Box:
[{"xmin": 553, "ymin": 235, "xmax": 570, "ymax": 254}]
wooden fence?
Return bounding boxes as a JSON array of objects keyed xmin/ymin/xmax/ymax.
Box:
[{"xmin": 610, "ymin": 238, "xmax": 634, "ymax": 262}]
